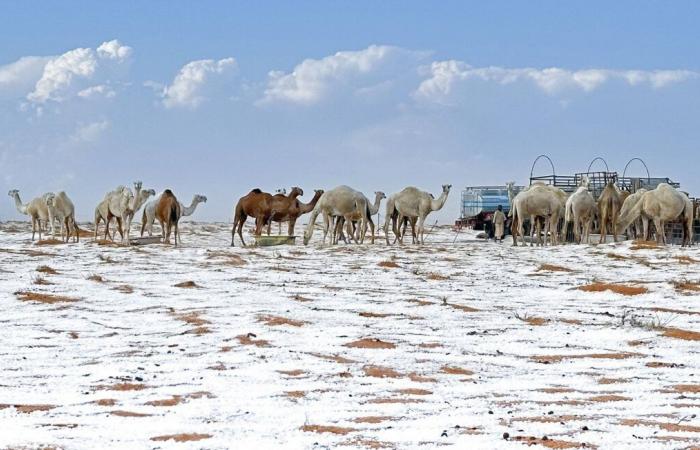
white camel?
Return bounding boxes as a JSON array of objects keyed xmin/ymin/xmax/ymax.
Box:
[
  {"xmin": 564, "ymin": 179, "xmax": 596, "ymax": 244},
  {"xmin": 8, "ymin": 190, "xmax": 55, "ymax": 240},
  {"xmin": 618, "ymin": 183, "xmax": 694, "ymax": 246},
  {"xmin": 383, "ymin": 185, "xmax": 451, "ymax": 245},
  {"xmin": 141, "ymin": 193, "xmax": 207, "ymax": 242},
  {"xmin": 45, "ymin": 191, "xmax": 79, "ymax": 242},
  {"xmin": 303, "ymin": 186, "xmax": 369, "ymax": 245},
  {"xmin": 618, "ymin": 188, "xmax": 648, "ymax": 239},
  {"xmin": 508, "ymin": 183, "xmax": 565, "ymax": 247},
  {"xmin": 334, "ymin": 191, "xmax": 385, "ymax": 244},
  {"xmin": 94, "ymin": 182, "xmax": 154, "ymax": 243}
]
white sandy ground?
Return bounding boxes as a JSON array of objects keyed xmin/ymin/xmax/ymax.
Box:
[{"xmin": 0, "ymin": 221, "xmax": 698, "ymax": 450}]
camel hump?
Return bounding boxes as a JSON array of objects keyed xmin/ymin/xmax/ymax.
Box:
[
  {"xmin": 251, "ymin": 188, "xmax": 263, "ymax": 194},
  {"xmin": 163, "ymin": 189, "xmax": 174, "ymax": 197}
]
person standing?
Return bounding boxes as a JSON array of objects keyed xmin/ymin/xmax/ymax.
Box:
[{"xmin": 493, "ymin": 205, "xmax": 506, "ymax": 243}]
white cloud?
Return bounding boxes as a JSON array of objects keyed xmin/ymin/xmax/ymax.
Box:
[
  {"xmin": 259, "ymin": 45, "xmax": 418, "ymax": 105},
  {"xmin": 0, "ymin": 56, "xmax": 52, "ymax": 97},
  {"xmin": 78, "ymin": 84, "xmax": 116, "ymax": 99},
  {"xmin": 415, "ymin": 60, "xmax": 699, "ymax": 103},
  {"xmin": 96, "ymin": 40, "xmax": 132, "ymax": 61},
  {"xmin": 26, "ymin": 39, "xmax": 132, "ymax": 104},
  {"xmin": 161, "ymin": 58, "xmax": 237, "ymax": 109},
  {"xmin": 70, "ymin": 120, "xmax": 110, "ymax": 143}
]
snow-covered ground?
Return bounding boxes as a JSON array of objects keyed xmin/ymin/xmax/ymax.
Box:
[{"xmin": 0, "ymin": 221, "xmax": 698, "ymax": 449}]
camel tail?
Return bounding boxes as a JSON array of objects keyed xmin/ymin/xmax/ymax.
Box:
[{"xmin": 565, "ymin": 200, "xmax": 573, "ymax": 223}]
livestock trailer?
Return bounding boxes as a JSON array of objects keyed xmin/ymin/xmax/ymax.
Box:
[{"xmin": 457, "ymin": 185, "xmax": 524, "ymax": 231}]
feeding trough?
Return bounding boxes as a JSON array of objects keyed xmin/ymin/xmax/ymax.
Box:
[
  {"xmin": 254, "ymin": 235, "xmax": 297, "ymax": 246},
  {"xmin": 129, "ymin": 236, "xmax": 163, "ymax": 246}
]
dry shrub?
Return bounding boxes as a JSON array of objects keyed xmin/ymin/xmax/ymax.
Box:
[
  {"xmin": 284, "ymin": 391, "xmax": 305, "ymax": 398},
  {"xmin": 344, "ymin": 338, "xmax": 396, "ymax": 349},
  {"xmin": 277, "ymin": 369, "xmax": 305, "ymax": 377},
  {"xmin": 170, "ymin": 310, "xmax": 210, "ymax": 327},
  {"xmin": 377, "ymin": 260, "xmax": 399, "ymax": 268},
  {"xmin": 515, "ymin": 313, "xmax": 547, "ymax": 326},
  {"xmin": 395, "ymin": 388, "xmax": 432, "ymax": 395},
  {"xmin": 236, "ymin": 333, "xmax": 269, "ymax": 347},
  {"xmin": 174, "ymin": 281, "xmax": 198, "ymax": 288},
  {"xmin": 95, "ymin": 382, "xmax": 147, "ymax": 391},
  {"xmin": 150, "ymin": 434, "xmax": 212, "ymax": 442},
  {"xmin": 94, "ymin": 399, "xmax": 117, "ymax": 406},
  {"xmin": 408, "ymin": 372, "xmax": 437, "ymax": 383},
  {"xmin": 300, "ymin": 425, "xmax": 356, "ymax": 435},
  {"xmin": 15, "ymin": 291, "xmax": 78, "ymax": 304},
  {"xmin": 112, "ymin": 285, "xmax": 134, "ymax": 294},
  {"xmin": 308, "ymin": 353, "xmax": 357, "ymax": 364},
  {"xmin": 537, "ymin": 264, "xmax": 574, "ymax": 272},
  {"xmin": 577, "ymin": 282, "xmax": 648, "ymax": 295},
  {"xmin": 87, "ymin": 274, "xmax": 105, "ymax": 282},
  {"xmin": 425, "ymin": 272, "xmax": 449, "ymax": 281},
  {"xmin": 672, "ymin": 280, "xmax": 700, "ymax": 292},
  {"xmin": 32, "ymin": 276, "xmax": 53, "ymax": 286},
  {"xmin": 291, "ymin": 294, "xmax": 313, "ymax": 302},
  {"xmin": 36, "ymin": 265, "xmax": 58, "ymax": 275},
  {"xmin": 352, "ymin": 416, "xmax": 395, "ymax": 424},
  {"xmin": 359, "ymin": 311, "xmax": 392, "ymax": 318},
  {"xmin": 447, "ymin": 302, "xmax": 480, "ymax": 312}
]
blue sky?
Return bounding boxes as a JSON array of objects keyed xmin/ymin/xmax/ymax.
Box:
[{"xmin": 2, "ymin": 1, "xmax": 699, "ymax": 222}]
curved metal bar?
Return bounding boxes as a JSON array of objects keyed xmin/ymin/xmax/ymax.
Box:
[
  {"xmin": 586, "ymin": 156, "xmax": 609, "ymax": 174},
  {"xmin": 530, "ymin": 154, "xmax": 556, "ymax": 185},
  {"xmin": 622, "ymin": 157, "xmax": 651, "ymax": 183}
]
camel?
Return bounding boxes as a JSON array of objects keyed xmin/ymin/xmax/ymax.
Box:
[
  {"xmin": 94, "ymin": 182, "xmax": 155, "ymax": 243},
  {"xmin": 618, "ymin": 183, "xmax": 694, "ymax": 246},
  {"xmin": 267, "ymin": 187, "xmax": 304, "ymax": 236},
  {"xmin": 141, "ymin": 193, "xmax": 208, "ymax": 241},
  {"xmin": 618, "ymin": 189, "xmax": 648, "ymax": 239},
  {"xmin": 303, "ymin": 185, "xmax": 369, "ymax": 245},
  {"xmin": 564, "ymin": 181, "xmax": 596, "ymax": 244},
  {"xmin": 8, "ymin": 190, "xmax": 54, "ymax": 240},
  {"xmin": 289, "ymin": 189, "xmax": 324, "ymax": 236},
  {"xmin": 597, "ymin": 182, "xmax": 622, "ymax": 243},
  {"xmin": 155, "ymin": 189, "xmax": 181, "ymax": 245},
  {"xmin": 45, "ymin": 191, "xmax": 80, "ymax": 242},
  {"xmin": 334, "ymin": 191, "xmax": 386, "ymax": 244},
  {"xmin": 383, "ymin": 185, "xmax": 451, "ymax": 245},
  {"xmin": 384, "ymin": 194, "xmax": 418, "ymax": 244},
  {"xmin": 231, "ymin": 189, "xmax": 274, "ymax": 246},
  {"xmin": 508, "ymin": 183, "xmax": 565, "ymax": 247}
]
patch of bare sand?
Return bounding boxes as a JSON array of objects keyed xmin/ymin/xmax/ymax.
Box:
[
  {"xmin": 441, "ymin": 366, "xmax": 474, "ymax": 376},
  {"xmin": 588, "ymin": 394, "xmax": 631, "ymax": 402},
  {"xmin": 660, "ymin": 327, "xmax": 700, "ymax": 341},
  {"xmin": 619, "ymin": 419, "xmax": 700, "ymax": 433},
  {"xmin": 150, "ymin": 433, "xmax": 212, "ymax": 442},
  {"xmin": 301, "ymin": 425, "xmax": 356, "ymax": 435},
  {"xmin": 363, "ymin": 365, "xmax": 402, "ymax": 378},
  {"xmin": 531, "ymin": 352, "xmax": 640, "ymax": 364},
  {"xmin": 577, "ymin": 282, "xmax": 648, "ymax": 295},
  {"xmin": 258, "ymin": 315, "xmax": 307, "ymax": 327},
  {"xmin": 0, "ymin": 404, "xmax": 55, "ymax": 413},
  {"xmin": 308, "ymin": 353, "xmax": 357, "ymax": 364},
  {"xmin": 510, "ymin": 435, "xmax": 597, "ymax": 449},
  {"xmin": 15, "ymin": 291, "xmax": 79, "ymax": 304},
  {"xmin": 277, "ymin": 369, "xmax": 306, "ymax": 377},
  {"xmin": 174, "ymin": 281, "xmax": 199, "ymax": 288},
  {"xmin": 36, "ymin": 265, "xmax": 58, "ymax": 274},
  {"xmin": 352, "ymin": 416, "xmax": 396, "ymax": 424},
  {"xmin": 110, "ymin": 410, "xmax": 151, "ymax": 417},
  {"xmin": 537, "ymin": 264, "xmax": 574, "ymax": 272},
  {"xmin": 344, "ymin": 338, "xmax": 396, "ymax": 349},
  {"xmin": 94, "ymin": 382, "xmax": 147, "ymax": 391}
]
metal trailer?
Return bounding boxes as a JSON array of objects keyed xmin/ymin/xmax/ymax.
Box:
[
  {"xmin": 457, "ymin": 185, "xmax": 524, "ymax": 231},
  {"xmin": 528, "ymin": 155, "xmax": 690, "ymax": 244}
]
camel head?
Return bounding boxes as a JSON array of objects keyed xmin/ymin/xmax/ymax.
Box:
[
  {"xmin": 580, "ymin": 176, "xmax": 590, "ymax": 188},
  {"xmin": 133, "ymin": 181, "xmax": 143, "ymax": 192},
  {"xmin": 375, "ymin": 191, "xmax": 386, "ymax": 201},
  {"xmin": 290, "ymin": 187, "xmax": 304, "ymax": 197},
  {"xmin": 8, "ymin": 189, "xmax": 19, "ymax": 198},
  {"xmin": 442, "ymin": 184, "xmax": 452, "ymax": 194},
  {"xmin": 194, "ymin": 194, "xmax": 208, "ymax": 203},
  {"xmin": 45, "ymin": 193, "xmax": 56, "ymax": 207}
]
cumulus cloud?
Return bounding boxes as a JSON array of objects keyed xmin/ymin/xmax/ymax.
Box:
[
  {"xmin": 25, "ymin": 39, "xmax": 131, "ymax": 104},
  {"xmin": 78, "ymin": 84, "xmax": 116, "ymax": 99},
  {"xmin": 161, "ymin": 58, "xmax": 237, "ymax": 109},
  {"xmin": 70, "ymin": 120, "xmax": 110, "ymax": 143},
  {"xmin": 415, "ymin": 60, "xmax": 698, "ymax": 103},
  {"xmin": 0, "ymin": 56, "xmax": 52, "ymax": 98},
  {"xmin": 259, "ymin": 45, "xmax": 421, "ymax": 106}
]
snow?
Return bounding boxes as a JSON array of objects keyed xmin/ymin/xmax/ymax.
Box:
[{"xmin": 0, "ymin": 221, "xmax": 698, "ymax": 449}]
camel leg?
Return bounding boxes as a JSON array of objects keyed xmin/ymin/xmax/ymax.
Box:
[
  {"xmin": 654, "ymin": 218, "xmax": 664, "ymax": 244},
  {"xmin": 94, "ymin": 214, "xmax": 100, "ymax": 240},
  {"xmin": 573, "ymin": 218, "xmax": 581, "ymax": 244},
  {"xmin": 417, "ymin": 215, "xmax": 426, "ymax": 245},
  {"xmin": 287, "ymin": 218, "xmax": 296, "ymax": 236},
  {"xmin": 31, "ymin": 217, "xmax": 36, "ymax": 241},
  {"xmin": 237, "ymin": 216, "xmax": 247, "ymax": 247},
  {"xmin": 599, "ymin": 213, "xmax": 607, "ymax": 244},
  {"xmin": 369, "ymin": 218, "xmax": 375, "ymax": 244}
]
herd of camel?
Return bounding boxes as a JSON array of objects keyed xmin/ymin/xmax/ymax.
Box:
[
  {"xmin": 5, "ymin": 177, "xmax": 696, "ymax": 247},
  {"xmin": 507, "ymin": 177, "xmax": 695, "ymax": 246}
]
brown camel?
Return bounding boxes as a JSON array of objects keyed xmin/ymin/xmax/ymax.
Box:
[
  {"xmin": 289, "ymin": 189, "xmax": 324, "ymax": 236},
  {"xmin": 266, "ymin": 187, "xmax": 305, "ymax": 235},
  {"xmin": 156, "ymin": 189, "xmax": 181, "ymax": 246},
  {"xmin": 598, "ymin": 182, "xmax": 622, "ymax": 243},
  {"xmin": 231, "ymin": 188, "xmax": 273, "ymax": 246}
]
